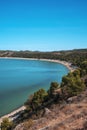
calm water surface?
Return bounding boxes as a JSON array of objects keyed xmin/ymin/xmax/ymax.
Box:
[{"xmin": 0, "ymin": 58, "xmax": 69, "ymax": 117}]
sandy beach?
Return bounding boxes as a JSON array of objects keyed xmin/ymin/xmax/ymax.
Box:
[
  {"xmin": 39, "ymin": 59, "xmax": 74, "ymax": 72},
  {"xmin": 0, "ymin": 57, "xmax": 75, "ymax": 124},
  {"xmin": 0, "ymin": 57, "xmax": 74, "ymax": 71}
]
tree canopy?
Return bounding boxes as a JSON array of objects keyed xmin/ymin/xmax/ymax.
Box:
[{"xmin": 61, "ymin": 71, "xmax": 85, "ymax": 98}]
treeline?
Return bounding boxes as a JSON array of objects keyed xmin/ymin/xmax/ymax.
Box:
[{"xmin": 0, "ymin": 49, "xmax": 87, "ymax": 67}]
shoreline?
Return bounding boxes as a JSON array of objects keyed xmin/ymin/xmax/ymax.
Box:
[
  {"xmin": 0, "ymin": 57, "xmax": 75, "ymax": 124},
  {"xmin": 0, "ymin": 106, "xmax": 25, "ymax": 124},
  {"xmin": 0, "ymin": 57, "xmax": 74, "ymax": 72}
]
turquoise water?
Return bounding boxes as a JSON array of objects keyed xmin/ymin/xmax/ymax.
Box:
[{"xmin": 0, "ymin": 58, "xmax": 69, "ymax": 117}]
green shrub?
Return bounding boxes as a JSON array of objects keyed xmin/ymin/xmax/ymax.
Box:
[
  {"xmin": 61, "ymin": 72, "xmax": 85, "ymax": 98},
  {"xmin": 1, "ymin": 118, "xmax": 13, "ymax": 130},
  {"xmin": 48, "ymin": 82, "xmax": 59, "ymax": 97},
  {"xmin": 25, "ymin": 89, "xmax": 48, "ymax": 112}
]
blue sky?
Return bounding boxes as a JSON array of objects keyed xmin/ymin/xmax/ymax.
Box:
[{"xmin": 0, "ymin": 0, "xmax": 87, "ymax": 51}]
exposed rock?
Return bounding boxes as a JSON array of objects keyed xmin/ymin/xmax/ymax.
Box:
[
  {"xmin": 67, "ymin": 96, "xmax": 77, "ymax": 103},
  {"xmin": 43, "ymin": 108, "xmax": 51, "ymax": 116}
]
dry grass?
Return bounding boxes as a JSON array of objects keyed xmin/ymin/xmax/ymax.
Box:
[{"xmin": 14, "ymin": 90, "xmax": 87, "ymax": 130}]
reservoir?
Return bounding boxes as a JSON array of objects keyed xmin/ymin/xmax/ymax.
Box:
[{"xmin": 0, "ymin": 58, "xmax": 69, "ymax": 117}]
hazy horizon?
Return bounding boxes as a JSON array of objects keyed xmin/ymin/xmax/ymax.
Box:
[
  {"xmin": 0, "ymin": 0, "xmax": 87, "ymax": 51},
  {"xmin": 0, "ymin": 48, "xmax": 87, "ymax": 52}
]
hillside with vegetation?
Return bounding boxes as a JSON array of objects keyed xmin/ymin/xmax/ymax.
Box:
[
  {"xmin": 0, "ymin": 49, "xmax": 87, "ymax": 67},
  {"xmin": 0, "ymin": 49, "xmax": 87, "ymax": 130}
]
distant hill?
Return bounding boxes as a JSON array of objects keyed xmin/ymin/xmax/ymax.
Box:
[{"xmin": 0, "ymin": 49, "xmax": 87, "ymax": 67}]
